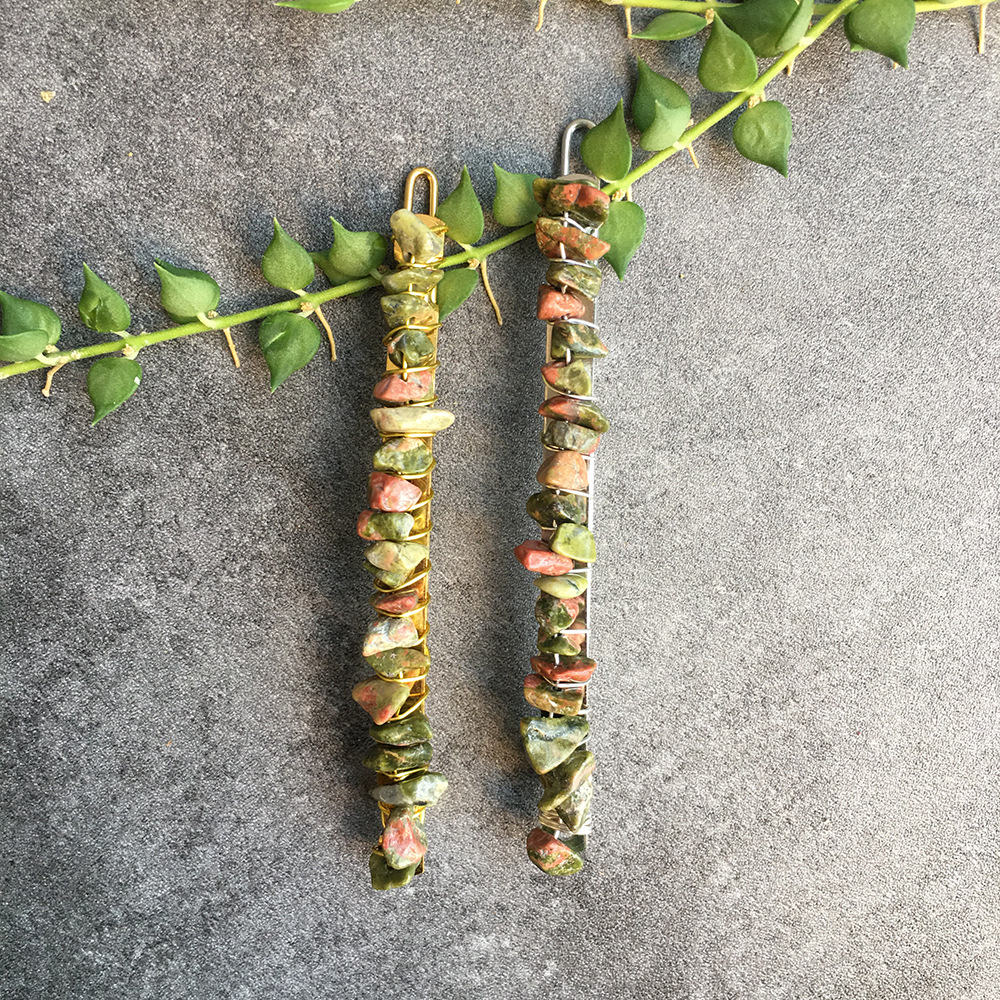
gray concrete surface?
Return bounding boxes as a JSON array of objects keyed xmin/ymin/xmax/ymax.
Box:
[{"xmin": 1, "ymin": 1, "xmax": 998, "ymax": 997}]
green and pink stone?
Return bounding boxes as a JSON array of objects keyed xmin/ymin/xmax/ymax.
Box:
[{"xmin": 517, "ymin": 173, "xmax": 610, "ymax": 877}]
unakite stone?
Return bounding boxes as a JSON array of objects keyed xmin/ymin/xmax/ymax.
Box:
[
  {"xmin": 534, "ymin": 594, "xmax": 581, "ymax": 633},
  {"xmin": 550, "ymin": 321, "xmax": 609, "ymax": 359},
  {"xmin": 382, "ymin": 267, "xmax": 442, "ymax": 295},
  {"xmin": 371, "ymin": 407, "xmax": 455, "ymax": 436},
  {"xmin": 365, "ymin": 646, "xmax": 430, "ymax": 681},
  {"xmin": 555, "ymin": 777, "xmax": 594, "ymax": 832},
  {"xmin": 371, "ymin": 589, "xmax": 420, "ymax": 615},
  {"xmin": 514, "ymin": 540, "xmax": 574, "ymax": 576},
  {"xmin": 541, "ymin": 359, "xmax": 592, "ymax": 397},
  {"xmin": 537, "ymin": 628, "xmax": 583, "ymax": 656},
  {"xmin": 543, "ymin": 177, "xmax": 612, "ymax": 227},
  {"xmin": 537, "ymin": 285, "xmax": 586, "ymax": 322},
  {"xmin": 526, "ymin": 490, "xmax": 587, "ymax": 527},
  {"xmin": 370, "ymin": 712, "xmax": 433, "ymax": 746},
  {"xmin": 373, "ymin": 437, "xmax": 434, "ymax": 476},
  {"xmin": 526, "ymin": 827, "xmax": 584, "ymax": 877},
  {"xmin": 534, "ymin": 573, "xmax": 589, "ymax": 599},
  {"xmin": 539, "ymin": 395, "xmax": 610, "ymax": 432},
  {"xmin": 363, "ymin": 740, "xmax": 433, "ymax": 774},
  {"xmin": 362, "ymin": 616, "xmax": 422, "ymax": 657},
  {"xmin": 369, "ymin": 849, "xmax": 418, "ymax": 890},
  {"xmin": 381, "ymin": 292, "xmax": 438, "ymax": 330},
  {"xmin": 538, "ymin": 749, "xmax": 596, "ymax": 811},
  {"xmin": 357, "ymin": 509, "xmax": 415, "ymax": 541},
  {"xmin": 537, "ymin": 451, "xmax": 588, "ymax": 492},
  {"xmin": 371, "ymin": 771, "xmax": 448, "ymax": 806},
  {"xmin": 373, "ymin": 369, "xmax": 434, "ymax": 403},
  {"xmin": 520, "ymin": 715, "xmax": 590, "ymax": 774},
  {"xmin": 531, "ymin": 654, "xmax": 596, "ymax": 685},
  {"xmin": 365, "ymin": 540, "xmax": 427, "ymax": 589},
  {"xmin": 368, "ymin": 471, "xmax": 422, "ymax": 512},
  {"xmin": 541, "ymin": 421, "xmax": 601, "ymax": 456},
  {"xmin": 352, "ymin": 675, "xmax": 413, "ymax": 725},
  {"xmin": 523, "ymin": 674, "xmax": 585, "ymax": 716},
  {"xmin": 390, "ymin": 209, "xmax": 445, "ymax": 264},
  {"xmin": 535, "ymin": 218, "xmax": 610, "ymax": 262},
  {"xmin": 550, "ymin": 523, "xmax": 597, "ymax": 563},
  {"xmin": 387, "ymin": 329, "xmax": 435, "ymax": 369},
  {"xmin": 546, "ymin": 261, "xmax": 602, "ymax": 300},
  {"xmin": 381, "ymin": 806, "xmax": 428, "ymax": 869}
]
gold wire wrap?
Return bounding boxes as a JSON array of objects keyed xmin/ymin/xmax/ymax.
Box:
[{"xmin": 364, "ymin": 169, "xmax": 450, "ymax": 874}]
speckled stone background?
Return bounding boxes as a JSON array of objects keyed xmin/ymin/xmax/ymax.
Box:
[{"xmin": 1, "ymin": 1, "xmax": 998, "ymax": 997}]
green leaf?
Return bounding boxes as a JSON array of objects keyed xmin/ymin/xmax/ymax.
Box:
[
  {"xmin": 492, "ymin": 164, "xmax": 541, "ymax": 228},
  {"xmin": 0, "ymin": 289, "xmax": 61, "ymax": 361},
  {"xmin": 258, "ymin": 313, "xmax": 321, "ymax": 391},
  {"xmin": 632, "ymin": 60, "xmax": 691, "ymax": 152},
  {"xmin": 87, "ymin": 356, "xmax": 142, "ymax": 425},
  {"xmin": 845, "ymin": 0, "xmax": 916, "ymax": 66},
  {"xmin": 327, "ymin": 218, "xmax": 388, "ymax": 278},
  {"xmin": 601, "ymin": 200, "xmax": 646, "ymax": 281},
  {"xmin": 776, "ymin": 0, "xmax": 815, "ymax": 52},
  {"xmin": 698, "ymin": 14, "xmax": 759, "ymax": 93},
  {"xmin": 580, "ymin": 100, "xmax": 633, "ymax": 182},
  {"xmin": 733, "ymin": 100, "xmax": 793, "ymax": 176},
  {"xmin": 78, "ymin": 264, "xmax": 131, "ymax": 333},
  {"xmin": 154, "ymin": 260, "xmax": 220, "ymax": 323},
  {"xmin": 262, "ymin": 218, "xmax": 315, "ymax": 291},
  {"xmin": 437, "ymin": 166, "xmax": 485, "ymax": 246},
  {"xmin": 631, "ymin": 12, "xmax": 707, "ymax": 39},
  {"xmin": 275, "ymin": 0, "xmax": 356, "ymax": 10},
  {"xmin": 310, "ymin": 251, "xmax": 352, "ymax": 287},
  {"xmin": 720, "ymin": 0, "xmax": 802, "ymax": 57},
  {"xmin": 436, "ymin": 268, "xmax": 479, "ymax": 320}
]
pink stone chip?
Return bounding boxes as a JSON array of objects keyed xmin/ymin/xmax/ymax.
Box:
[
  {"xmin": 368, "ymin": 472, "xmax": 422, "ymax": 512},
  {"xmin": 373, "ymin": 370, "xmax": 433, "ymax": 403},
  {"xmin": 536, "ymin": 285, "xmax": 586, "ymax": 322},
  {"xmin": 372, "ymin": 590, "xmax": 420, "ymax": 615},
  {"xmin": 536, "ymin": 451, "xmax": 588, "ymax": 492},
  {"xmin": 514, "ymin": 540, "xmax": 575, "ymax": 576},
  {"xmin": 381, "ymin": 810, "xmax": 428, "ymax": 868}
]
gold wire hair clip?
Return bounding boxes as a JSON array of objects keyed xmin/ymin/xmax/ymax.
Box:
[
  {"xmin": 352, "ymin": 168, "xmax": 453, "ymax": 890},
  {"xmin": 515, "ymin": 120, "xmax": 612, "ymax": 876}
]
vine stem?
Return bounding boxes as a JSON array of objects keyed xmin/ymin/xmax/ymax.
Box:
[{"xmin": 0, "ymin": 0, "xmax": 967, "ymax": 383}]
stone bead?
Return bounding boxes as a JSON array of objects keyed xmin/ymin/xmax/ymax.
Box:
[
  {"xmin": 386, "ymin": 329, "xmax": 435, "ymax": 369},
  {"xmin": 357, "ymin": 509, "xmax": 415, "ymax": 541},
  {"xmin": 538, "ymin": 395, "xmax": 610, "ymax": 432},
  {"xmin": 537, "ymin": 451, "xmax": 588, "ymax": 492},
  {"xmin": 533, "ymin": 573, "xmax": 589, "ymax": 599},
  {"xmin": 526, "ymin": 827, "xmax": 584, "ymax": 877},
  {"xmin": 368, "ymin": 472, "xmax": 423, "ymax": 512},
  {"xmin": 370, "ymin": 771, "xmax": 448, "ymax": 806},
  {"xmin": 381, "ymin": 806, "xmax": 428, "ymax": 869},
  {"xmin": 541, "ymin": 359, "xmax": 592, "ymax": 397},
  {"xmin": 369, "ymin": 849, "xmax": 418, "ymax": 890},
  {"xmin": 369, "ymin": 712, "xmax": 433, "ymax": 746},
  {"xmin": 373, "ymin": 370, "xmax": 434, "ymax": 404},
  {"xmin": 514, "ymin": 540, "xmax": 575, "ymax": 577},
  {"xmin": 390, "ymin": 209, "xmax": 445, "ymax": 264},
  {"xmin": 538, "ymin": 749, "xmax": 596, "ymax": 811},
  {"xmin": 531, "ymin": 654, "xmax": 596, "ymax": 685},
  {"xmin": 352, "ymin": 675, "xmax": 413, "ymax": 725},
  {"xmin": 362, "ymin": 616, "xmax": 422, "ymax": 657},
  {"xmin": 363, "ymin": 740, "xmax": 433, "ymax": 774},
  {"xmin": 371, "ymin": 407, "xmax": 455, "ymax": 436},
  {"xmin": 541, "ymin": 421, "xmax": 601, "ymax": 456},
  {"xmin": 371, "ymin": 589, "xmax": 420, "ymax": 615},
  {"xmin": 550, "ymin": 523, "xmax": 597, "ymax": 564},
  {"xmin": 546, "ymin": 261, "xmax": 602, "ymax": 300},
  {"xmin": 550, "ymin": 321, "xmax": 609, "ymax": 359},
  {"xmin": 381, "ymin": 292, "xmax": 438, "ymax": 331},
  {"xmin": 520, "ymin": 715, "xmax": 589, "ymax": 774},
  {"xmin": 534, "ymin": 594, "xmax": 582, "ymax": 634},
  {"xmin": 364, "ymin": 540, "xmax": 428, "ymax": 589},
  {"xmin": 523, "ymin": 673, "xmax": 585, "ymax": 716},
  {"xmin": 536, "ymin": 285, "xmax": 586, "ymax": 322},
  {"xmin": 373, "ymin": 437, "xmax": 434, "ymax": 476},
  {"xmin": 526, "ymin": 490, "xmax": 588, "ymax": 527},
  {"xmin": 543, "ymin": 178, "xmax": 612, "ymax": 227},
  {"xmin": 535, "ymin": 218, "xmax": 610, "ymax": 262},
  {"xmin": 536, "ymin": 627, "xmax": 584, "ymax": 656},
  {"xmin": 555, "ymin": 777, "xmax": 594, "ymax": 832},
  {"xmin": 381, "ymin": 267, "xmax": 443, "ymax": 295},
  {"xmin": 365, "ymin": 646, "xmax": 430, "ymax": 681}
]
